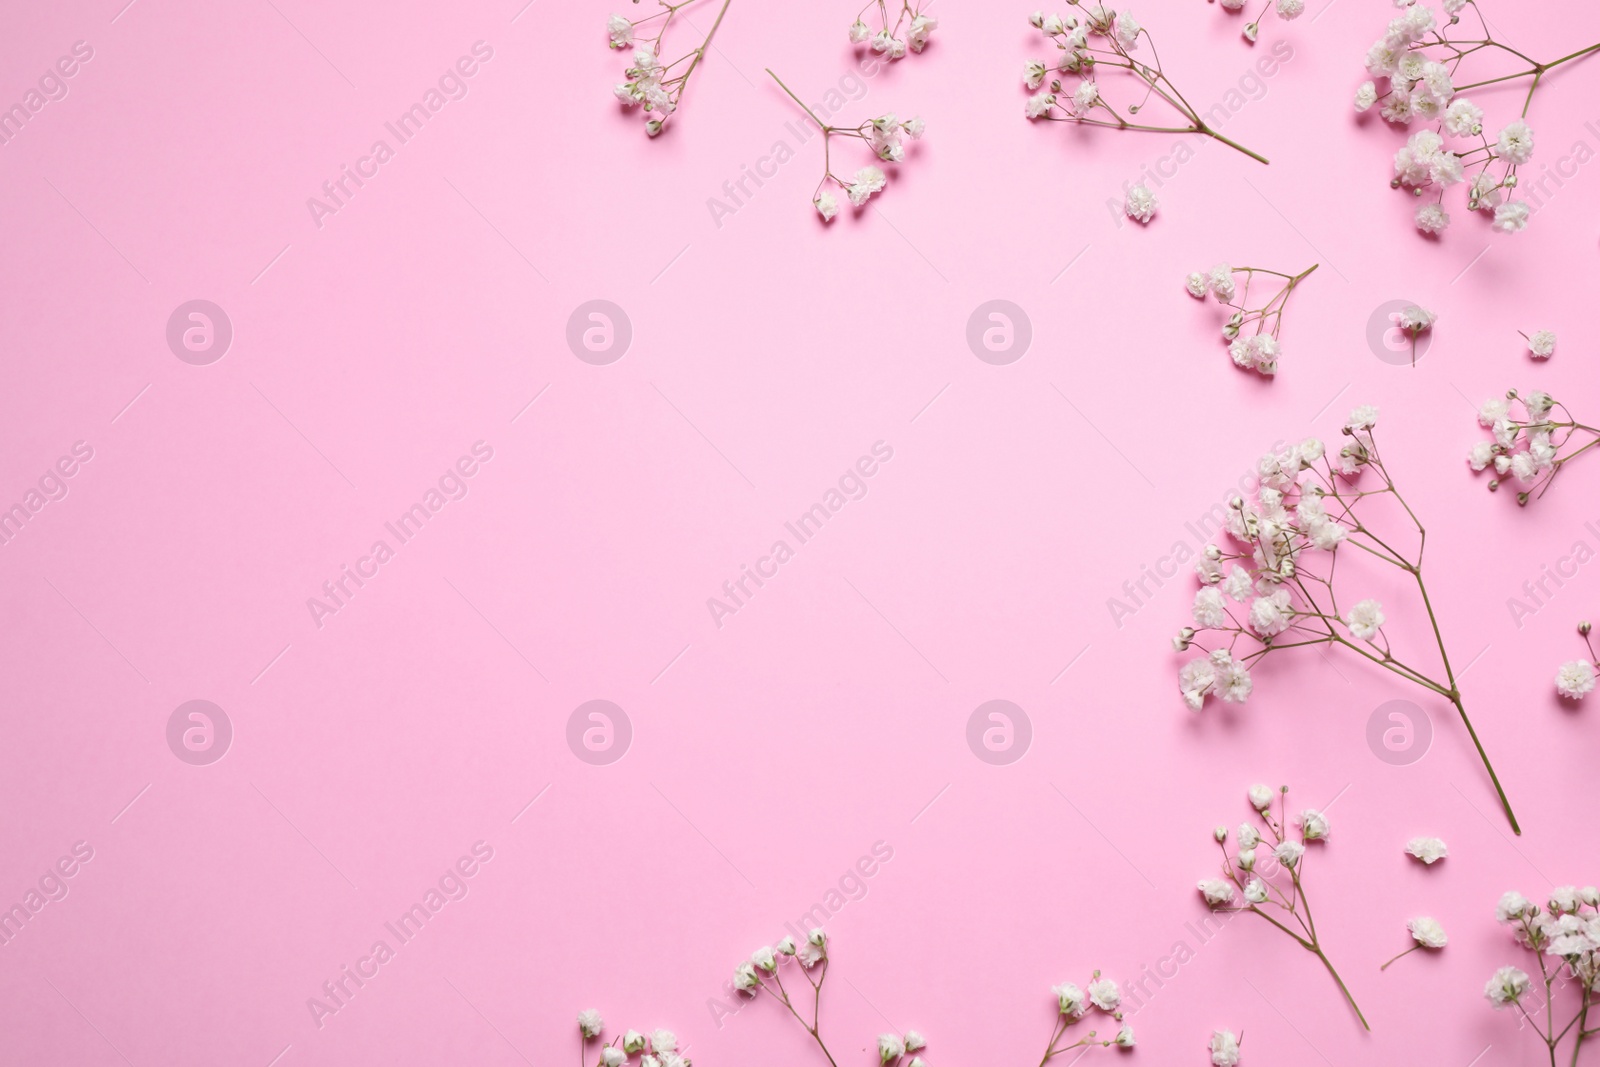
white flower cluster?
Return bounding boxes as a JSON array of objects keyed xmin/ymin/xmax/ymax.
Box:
[
  {"xmin": 1353, "ymin": 0, "xmax": 1575, "ymax": 233},
  {"xmin": 1199, "ymin": 785, "xmax": 1369, "ymax": 1027},
  {"xmin": 577, "ymin": 1011, "xmax": 691, "ymax": 1067},
  {"xmin": 1469, "ymin": 389, "xmax": 1599, "ymax": 506},
  {"xmin": 1524, "ymin": 328, "xmax": 1558, "ymax": 360},
  {"xmin": 1038, "ymin": 971, "xmax": 1134, "ymax": 1060},
  {"xmin": 1405, "ymin": 835, "xmax": 1448, "ymax": 864},
  {"xmin": 876, "ymin": 1030, "xmax": 930, "ymax": 1067},
  {"xmin": 1483, "ymin": 886, "xmax": 1600, "ymax": 1061},
  {"xmin": 1555, "ymin": 621, "xmax": 1598, "ymax": 701},
  {"xmin": 1124, "ymin": 182, "xmax": 1157, "ymax": 224},
  {"xmin": 768, "ymin": 73, "xmax": 927, "ymax": 221},
  {"xmin": 848, "ymin": 0, "xmax": 937, "ymax": 60},
  {"xmin": 607, "ymin": 0, "xmax": 730, "ymax": 137},
  {"xmin": 1183, "ymin": 262, "xmax": 1318, "ymax": 376}
]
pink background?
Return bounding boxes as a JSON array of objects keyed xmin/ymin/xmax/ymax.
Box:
[{"xmin": 2, "ymin": 0, "xmax": 1598, "ymax": 1064}]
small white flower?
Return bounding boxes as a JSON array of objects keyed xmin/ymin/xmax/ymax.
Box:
[
  {"xmin": 1276, "ymin": 0, "xmax": 1305, "ymax": 18},
  {"xmin": 1405, "ymin": 836, "xmax": 1448, "ymax": 864},
  {"xmin": 904, "ymin": 1031, "xmax": 926, "ymax": 1052},
  {"xmin": 752, "ymin": 946, "xmax": 777, "ymax": 972},
  {"xmin": 1193, "ymin": 587, "xmax": 1228, "ymax": 629},
  {"xmin": 846, "ymin": 165, "xmax": 887, "ymax": 207},
  {"xmin": 1556, "ymin": 660, "xmax": 1596, "ymax": 700},
  {"xmin": 1415, "ymin": 202, "xmax": 1449, "ymax": 234},
  {"xmin": 734, "ymin": 961, "xmax": 760, "ymax": 992},
  {"xmin": 1088, "ymin": 978, "xmax": 1121, "ymax": 1011},
  {"xmin": 877, "ymin": 1034, "xmax": 904, "ymax": 1064},
  {"xmin": 1025, "ymin": 91, "xmax": 1056, "ymax": 119},
  {"xmin": 1496, "ymin": 119, "xmax": 1535, "ymax": 164},
  {"xmin": 1355, "ymin": 81, "xmax": 1378, "ymax": 111},
  {"xmin": 908, "ymin": 13, "xmax": 937, "ymax": 51},
  {"xmin": 849, "ymin": 19, "xmax": 872, "ymax": 42},
  {"xmin": 1249, "ymin": 783, "xmax": 1274, "ymax": 811},
  {"xmin": 1408, "ymin": 916, "xmax": 1449, "ymax": 948},
  {"xmin": 1185, "ymin": 271, "xmax": 1210, "ymax": 298},
  {"xmin": 1244, "ymin": 878, "xmax": 1268, "ymax": 903},
  {"xmin": 1238, "ymin": 823, "xmax": 1261, "ymax": 849},
  {"xmin": 601, "ymin": 1049, "xmax": 627, "ymax": 1067},
  {"xmin": 1275, "ymin": 840, "xmax": 1305, "ymax": 868},
  {"xmin": 1198, "ymin": 878, "xmax": 1237, "ymax": 906},
  {"xmin": 1071, "ymin": 80, "xmax": 1100, "ymax": 115},
  {"xmin": 579, "ymin": 1010, "xmax": 605, "ymax": 1039},
  {"xmin": 1024, "ymin": 59, "xmax": 1048, "ymax": 88},
  {"xmin": 1116, "ymin": 1025, "xmax": 1136, "ymax": 1048},
  {"xmin": 651, "ymin": 1030, "xmax": 677, "ymax": 1052},
  {"xmin": 1124, "ymin": 182, "xmax": 1157, "ymax": 224},
  {"xmin": 1527, "ymin": 329, "xmax": 1556, "ymax": 359},
  {"xmin": 1485, "ymin": 966, "xmax": 1530, "ymax": 1008},
  {"xmin": 1347, "ymin": 403, "xmax": 1380, "ymax": 429},
  {"xmin": 1492, "ymin": 199, "xmax": 1530, "ymax": 233},
  {"xmin": 1344, "ymin": 598, "xmax": 1385, "ymax": 641},
  {"xmin": 1397, "ymin": 306, "xmax": 1435, "ymax": 332},
  {"xmin": 814, "ymin": 191, "xmax": 838, "ymax": 221},
  {"xmin": 1496, "ymin": 890, "xmax": 1531, "ymax": 922},
  {"xmin": 1443, "ymin": 97, "xmax": 1483, "ymax": 136},
  {"xmin": 606, "ymin": 14, "xmax": 634, "ymax": 48},
  {"xmin": 1053, "ymin": 981, "xmax": 1087, "ymax": 1016},
  {"xmin": 623, "ymin": 1031, "xmax": 647, "ymax": 1054},
  {"xmin": 1113, "ymin": 10, "xmax": 1141, "ymax": 48},
  {"xmin": 1300, "ymin": 808, "xmax": 1330, "ymax": 841},
  {"xmin": 1211, "ymin": 1029, "xmax": 1242, "ymax": 1066}
]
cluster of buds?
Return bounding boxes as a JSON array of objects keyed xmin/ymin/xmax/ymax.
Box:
[
  {"xmin": 1199, "ymin": 785, "xmax": 1369, "ymax": 1029},
  {"xmin": 848, "ymin": 0, "xmax": 937, "ymax": 60},
  {"xmin": 1484, "ymin": 886, "xmax": 1600, "ymax": 1063},
  {"xmin": 1038, "ymin": 972, "xmax": 1134, "ymax": 1061},
  {"xmin": 768, "ymin": 70, "xmax": 924, "ymax": 220},
  {"xmin": 577, "ymin": 1012, "xmax": 690, "ymax": 1067},
  {"xmin": 1469, "ymin": 389, "xmax": 1600, "ymax": 505},
  {"xmin": 1183, "ymin": 263, "xmax": 1318, "ymax": 376},
  {"xmin": 606, "ymin": 0, "xmax": 732, "ymax": 136},
  {"xmin": 1020, "ymin": 4, "xmax": 1269, "ymax": 164}
]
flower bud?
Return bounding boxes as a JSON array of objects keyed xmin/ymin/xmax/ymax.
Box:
[
  {"xmin": 1214, "ymin": 825, "xmax": 1228, "ymax": 842},
  {"xmin": 1580, "ymin": 621, "xmax": 1592, "ymax": 636}
]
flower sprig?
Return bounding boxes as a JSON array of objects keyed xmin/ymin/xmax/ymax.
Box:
[
  {"xmin": 1380, "ymin": 917, "xmax": 1448, "ymax": 970},
  {"xmin": 607, "ymin": 0, "xmax": 733, "ymax": 137},
  {"xmin": 1184, "ymin": 262, "xmax": 1318, "ymax": 376},
  {"xmin": 767, "ymin": 69, "xmax": 925, "ymax": 219},
  {"xmin": 1174, "ymin": 405, "xmax": 1523, "ymax": 833},
  {"xmin": 1208, "ymin": 0, "xmax": 1306, "ymax": 46},
  {"xmin": 1198, "ymin": 785, "xmax": 1368, "ymax": 1029},
  {"xmin": 1556, "ymin": 622, "xmax": 1597, "ymax": 702},
  {"xmin": 1021, "ymin": 3, "xmax": 1269, "ymax": 164},
  {"xmin": 1484, "ymin": 887, "xmax": 1600, "ymax": 1064},
  {"xmin": 1469, "ymin": 390, "xmax": 1600, "ymax": 505},
  {"xmin": 1354, "ymin": 0, "xmax": 1600, "ymax": 234},
  {"xmin": 577, "ymin": 1012, "xmax": 690, "ymax": 1067},
  {"xmin": 1038, "ymin": 973, "xmax": 1134, "ymax": 1062},
  {"xmin": 736, "ymin": 928, "xmax": 880, "ymax": 1067},
  {"xmin": 848, "ymin": 0, "xmax": 937, "ymax": 60}
]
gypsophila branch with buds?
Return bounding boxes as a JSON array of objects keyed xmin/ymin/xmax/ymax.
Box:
[
  {"xmin": 1039, "ymin": 973, "xmax": 1135, "ymax": 1062},
  {"xmin": 1354, "ymin": 0, "xmax": 1600, "ymax": 234},
  {"xmin": 1174, "ymin": 405, "xmax": 1524, "ymax": 833},
  {"xmin": 1469, "ymin": 390, "xmax": 1600, "ymax": 506},
  {"xmin": 607, "ymin": 0, "xmax": 732, "ymax": 137},
  {"xmin": 1555, "ymin": 621, "xmax": 1598, "ymax": 702},
  {"xmin": 1199, "ymin": 784, "xmax": 1369, "ymax": 1029},
  {"xmin": 1184, "ymin": 262, "xmax": 1317, "ymax": 376},
  {"xmin": 577, "ymin": 1011, "xmax": 691, "ymax": 1067},
  {"xmin": 1021, "ymin": 3, "xmax": 1269, "ymax": 164},
  {"xmin": 848, "ymin": 0, "xmax": 937, "ymax": 60},
  {"xmin": 1484, "ymin": 886, "xmax": 1600, "ymax": 1065},
  {"xmin": 1207, "ymin": 0, "xmax": 1307, "ymax": 46},
  {"xmin": 767, "ymin": 70, "xmax": 925, "ymax": 219}
]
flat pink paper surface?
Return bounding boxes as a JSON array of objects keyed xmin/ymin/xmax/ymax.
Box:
[{"xmin": 2, "ymin": 0, "xmax": 1597, "ymax": 1064}]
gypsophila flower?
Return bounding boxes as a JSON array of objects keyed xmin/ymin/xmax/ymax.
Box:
[
  {"xmin": 578, "ymin": 1012, "xmax": 692, "ymax": 1067},
  {"xmin": 1039, "ymin": 971, "xmax": 1131, "ymax": 1059},
  {"xmin": 1468, "ymin": 388, "xmax": 1600, "ymax": 506},
  {"xmin": 1023, "ymin": 8, "xmax": 1267, "ymax": 162},
  {"xmin": 1210, "ymin": 1029, "xmax": 1241, "ymax": 1066},
  {"xmin": 1356, "ymin": 81, "xmax": 1379, "ymax": 110},
  {"xmin": 606, "ymin": 0, "xmax": 730, "ymax": 137},
  {"xmin": 850, "ymin": 0, "xmax": 936, "ymax": 60},
  {"xmin": 1485, "ymin": 965, "xmax": 1531, "ymax": 1009},
  {"xmin": 1415, "ymin": 202, "xmax": 1449, "ymax": 234},
  {"xmin": 580, "ymin": 1010, "xmax": 606, "ymax": 1039},
  {"xmin": 1557, "ymin": 659, "xmax": 1597, "ymax": 700},
  {"xmin": 1484, "ymin": 884, "xmax": 1599, "ymax": 1061},
  {"xmin": 769, "ymin": 71, "xmax": 923, "ymax": 219},
  {"xmin": 1199, "ymin": 784, "xmax": 1369, "ymax": 1028},
  {"xmin": 1187, "ymin": 262, "xmax": 1317, "ymax": 376},
  {"xmin": 1405, "ymin": 836, "xmax": 1449, "ymax": 864},
  {"xmin": 1124, "ymin": 182, "xmax": 1157, "ymax": 224},
  {"xmin": 1173, "ymin": 404, "xmax": 1523, "ymax": 833},
  {"xmin": 1525, "ymin": 329, "xmax": 1557, "ymax": 359}
]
